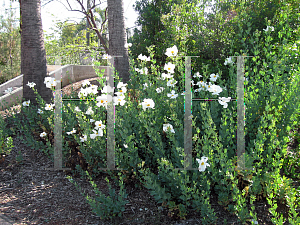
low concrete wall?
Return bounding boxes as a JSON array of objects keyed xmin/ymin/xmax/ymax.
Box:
[
  {"xmin": 47, "ymin": 65, "xmax": 62, "ymax": 75},
  {"xmin": 0, "ymin": 65, "xmax": 108, "ymax": 111}
]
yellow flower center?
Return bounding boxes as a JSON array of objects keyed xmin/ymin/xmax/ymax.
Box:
[
  {"xmin": 201, "ymin": 162, "xmax": 204, "ymax": 166},
  {"xmin": 147, "ymin": 104, "xmax": 150, "ymax": 107},
  {"xmin": 171, "ymin": 51, "xmax": 174, "ymax": 54}
]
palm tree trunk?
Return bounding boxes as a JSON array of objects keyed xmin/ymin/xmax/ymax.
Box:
[
  {"xmin": 20, "ymin": 0, "xmax": 53, "ymax": 114},
  {"xmin": 107, "ymin": 0, "xmax": 131, "ymax": 83}
]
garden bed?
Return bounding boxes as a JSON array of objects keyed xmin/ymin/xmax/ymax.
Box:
[{"xmin": 0, "ymin": 78, "xmax": 299, "ymax": 224}]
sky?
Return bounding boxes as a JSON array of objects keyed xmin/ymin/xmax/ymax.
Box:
[{"xmin": 1, "ymin": 0, "xmax": 140, "ymax": 36}]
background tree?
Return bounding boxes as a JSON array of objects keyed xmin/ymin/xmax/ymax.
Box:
[
  {"xmin": 129, "ymin": 0, "xmax": 180, "ymax": 72},
  {"xmin": 158, "ymin": 0, "xmax": 299, "ymax": 86},
  {"xmin": 60, "ymin": 0, "xmax": 130, "ymax": 83},
  {"xmin": 20, "ymin": 0, "xmax": 54, "ymax": 112},
  {"xmin": 0, "ymin": 2, "xmax": 21, "ymax": 85},
  {"xmin": 128, "ymin": 0, "xmax": 201, "ymax": 83},
  {"xmin": 61, "ymin": 0, "xmax": 109, "ymax": 54},
  {"xmin": 107, "ymin": 0, "xmax": 130, "ymax": 83},
  {"xmin": 44, "ymin": 18, "xmax": 107, "ymax": 66}
]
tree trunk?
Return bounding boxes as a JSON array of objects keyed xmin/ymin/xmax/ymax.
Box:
[
  {"xmin": 107, "ymin": 0, "xmax": 130, "ymax": 84},
  {"xmin": 20, "ymin": 0, "xmax": 53, "ymax": 114}
]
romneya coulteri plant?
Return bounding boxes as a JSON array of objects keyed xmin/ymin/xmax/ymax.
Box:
[{"xmin": 1, "ymin": 0, "xmax": 299, "ymax": 223}]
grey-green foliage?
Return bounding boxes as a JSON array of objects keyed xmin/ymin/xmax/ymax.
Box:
[
  {"xmin": 0, "ymin": 115, "xmax": 14, "ymax": 157},
  {"xmin": 67, "ymin": 168, "xmax": 129, "ymax": 220}
]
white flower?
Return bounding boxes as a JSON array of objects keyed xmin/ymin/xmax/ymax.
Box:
[
  {"xmin": 103, "ymin": 54, "xmax": 112, "ymax": 59},
  {"xmin": 4, "ymin": 87, "xmax": 13, "ymax": 94},
  {"xmin": 138, "ymin": 54, "xmax": 145, "ymax": 60},
  {"xmin": 78, "ymin": 88, "xmax": 89, "ymax": 98},
  {"xmin": 81, "ymin": 80, "xmax": 91, "ymax": 87},
  {"xmin": 113, "ymin": 95, "xmax": 126, "ymax": 106},
  {"xmin": 194, "ymin": 88, "xmax": 203, "ymax": 92},
  {"xmin": 44, "ymin": 77, "xmax": 57, "ymax": 88},
  {"xmin": 92, "ymin": 129, "xmax": 103, "ymax": 137},
  {"xmin": 80, "ymin": 135, "xmax": 87, "ymax": 142},
  {"xmin": 90, "ymin": 133, "xmax": 97, "ymax": 139},
  {"xmin": 224, "ymin": 57, "xmax": 234, "ymax": 65},
  {"xmin": 26, "ymin": 82, "xmax": 36, "ymax": 88},
  {"xmin": 95, "ymin": 120, "xmax": 106, "ymax": 130},
  {"xmin": 124, "ymin": 43, "xmax": 132, "ymax": 48},
  {"xmin": 196, "ymin": 80, "xmax": 205, "ymax": 86},
  {"xmin": 163, "ymin": 124, "xmax": 175, "ymax": 133},
  {"xmin": 165, "ymin": 45, "xmax": 178, "ymax": 57},
  {"xmin": 102, "ymin": 85, "xmax": 114, "ymax": 93},
  {"xmin": 143, "ymin": 82, "xmax": 152, "ymax": 90},
  {"xmin": 66, "ymin": 128, "xmax": 76, "ymax": 135},
  {"xmin": 206, "ymin": 82, "xmax": 213, "ymax": 90},
  {"xmin": 196, "ymin": 156, "xmax": 210, "ymax": 172},
  {"xmin": 117, "ymin": 82, "xmax": 128, "ymax": 89},
  {"xmin": 37, "ymin": 109, "xmax": 44, "ymax": 114},
  {"xmin": 124, "ymin": 144, "xmax": 128, "ymax": 148},
  {"xmin": 193, "ymin": 72, "xmax": 202, "ymax": 78},
  {"xmin": 167, "ymin": 79, "xmax": 178, "ymax": 87},
  {"xmin": 115, "ymin": 86, "xmax": 127, "ymax": 96},
  {"xmin": 156, "ymin": 87, "xmax": 164, "ymax": 93},
  {"xmin": 138, "ymin": 54, "xmax": 148, "ymax": 61},
  {"xmin": 22, "ymin": 100, "xmax": 30, "ymax": 107},
  {"xmin": 164, "ymin": 62, "xmax": 175, "ymax": 74},
  {"xmin": 44, "ymin": 77, "xmax": 53, "ymax": 83},
  {"xmin": 218, "ymin": 97, "xmax": 231, "ymax": 108},
  {"xmin": 96, "ymin": 94, "xmax": 109, "ymax": 108},
  {"xmin": 197, "ymin": 82, "xmax": 206, "ymax": 89},
  {"xmin": 90, "ymin": 119, "xmax": 95, "ymax": 123},
  {"xmin": 45, "ymin": 103, "xmax": 54, "ymax": 111},
  {"xmin": 209, "ymin": 73, "xmax": 219, "ymax": 82},
  {"xmin": 167, "ymin": 90, "xmax": 178, "ymax": 99},
  {"xmin": 134, "ymin": 67, "xmax": 148, "ymax": 74},
  {"xmin": 85, "ymin": 107, "xmax": 94, "ymax": 115},
  {"xmin": 40, "ymin": 132, "xmax": 47, "ymax": 138},
  {"xmin": 263, "ymin": 26, "xmax": 274, "ymax": 32},
  {"xmin": 161, "ymin": 73, "xmax": 173, "ymax": 80},
  {"xmin": 75, "ymin": 106, "xmax": 81, "ymax": 112},
  {"xmin": 139, "ymin": 98, "xmax": 155, "ymax": 111},
  {"xmin": 87, "ymin": 86, "xmax": 98, "ymax": 95},
  {"xmin": 141, "ymin": 67, "xmax": 148, "ymax": 75},
  {"xmin": 207, "ymin": 85, "xmax": 222, "ymax": 95},
  {"xmin": 89, "ymin": 84, "xmax": 98, "ymax": 90}
]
